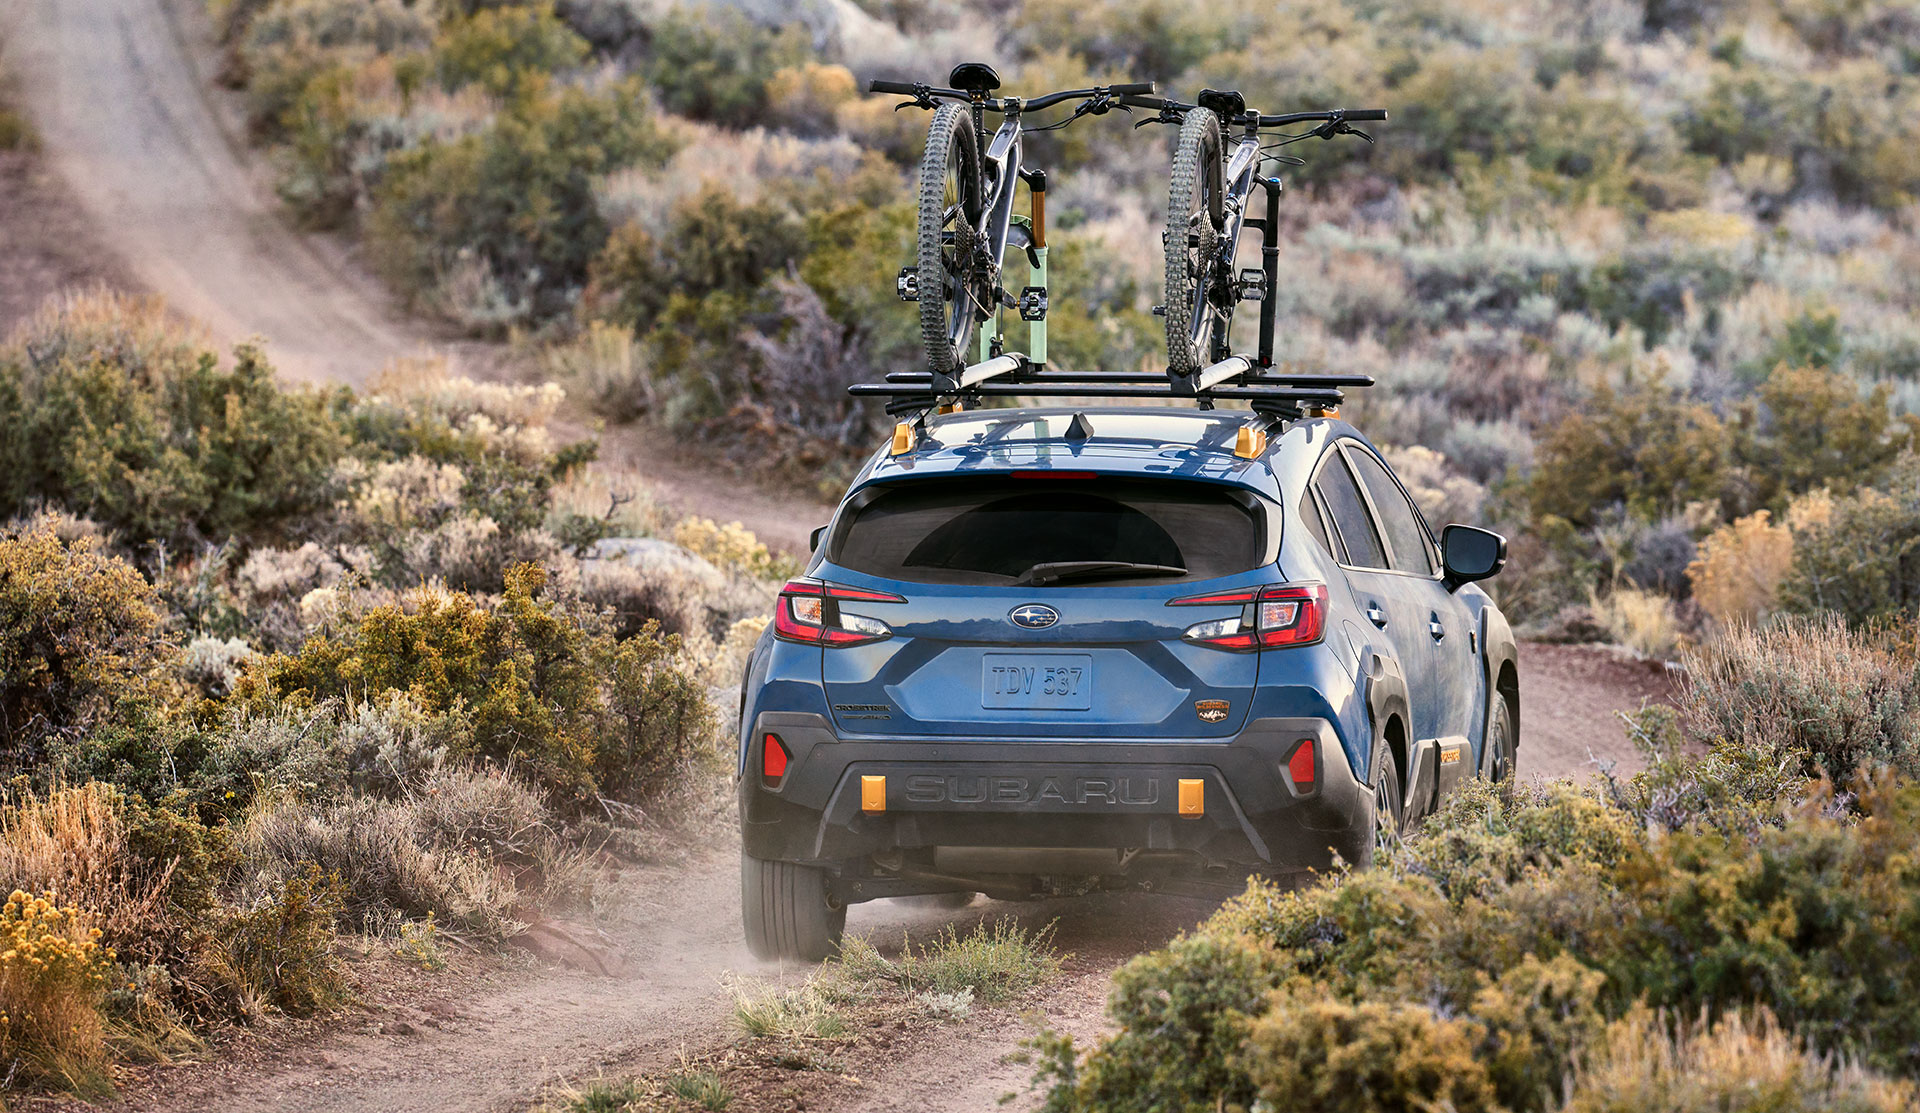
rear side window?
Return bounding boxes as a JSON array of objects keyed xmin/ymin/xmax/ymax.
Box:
[
  {"xmin": 1313, "ymin": 454, "xmax": 1388, "ymax": 569},
  {"xmin": 1347, "ymin": 447, "xmax": 1435, "ymax": 576},
  {"xmin": 1298, "ymin": 490, "xmax": 1341, "ymax": 561},
  {"xmin": 831, "ymin": 479, "xmax": 1263, "ymax": 585}
]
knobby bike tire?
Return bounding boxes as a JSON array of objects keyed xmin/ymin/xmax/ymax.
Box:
[
  {"xmin": 916, "ymin": 103, "xmax": 985, "ymax": 377},
  {"xmin": 1164, "ymin": 110, "xmax": 1225, "ymax": 376}
]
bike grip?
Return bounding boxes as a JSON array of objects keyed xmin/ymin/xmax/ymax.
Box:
[
  {"xmin": 870, "ymin": 79, "xmax": 919, "ymax": 95},
  {"xmin": 1109, "ymin": 82, "xmax": 1155, "ymax": 96},
  {"xmin": 1346, "ymin": 108, "xmax": 1388, "ymax": 121},
  {"xmin": 1118, "ymin": 94, "xmax": 1168, "ymax": 110}
]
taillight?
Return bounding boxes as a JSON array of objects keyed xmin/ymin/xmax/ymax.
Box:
[
  {"xmin": 1174, "ymin": 582, "xmax": 1327, "ymax": 651},
  {"xmin": 762, "ymin": 733, "xmax": 789, "ymax": 783},
  {"xmin": 773, "ymin": 580, "xmax": 906, "ymax": 647}
]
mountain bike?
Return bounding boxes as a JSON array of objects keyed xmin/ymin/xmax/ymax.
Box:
[
  {"xmin": 871, "ymin": 63, "xmax": 1152, "ymax": 390},
  {"xmin": 1122, "ymin": 90, "xmax": 1385, "ymax": 389}
]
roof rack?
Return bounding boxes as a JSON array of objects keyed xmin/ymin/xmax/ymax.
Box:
[{"xmin": 849, "ymin": 354, "xmax": 1375, "ymax": 419}]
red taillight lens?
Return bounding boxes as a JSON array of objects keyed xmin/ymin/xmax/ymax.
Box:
[
  {"xmin": 773, "ymin": 581, "xmax": 905, "ymax": 647},
  {"xmin": 1257, "ymin": 583, "xmax": 1327, "ymax": 648},
  {"xmin": 1287, "ymin": 739, "xmax": 1316, "ymax": 787},
  {"xmin": 762, "ymin": 733, "xmax": 789, "ymax": 781},
  {"xmin": 1179, "ymin": 582, "xmax": 1326, "ymax": 651}
]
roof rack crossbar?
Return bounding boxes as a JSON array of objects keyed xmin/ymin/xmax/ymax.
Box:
[
  {"xmin": 880, "ymin": 370, "xmax": 1374, "ymax": 388},
  {"xmin": 850, "ymin": 383, "xmax": 1347, "ymax": 402}
]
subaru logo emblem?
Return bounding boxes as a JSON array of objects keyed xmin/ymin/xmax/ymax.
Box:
[{"xmin": 1010, "ymin": 604, "xmax": 1059, "ymax": 629}]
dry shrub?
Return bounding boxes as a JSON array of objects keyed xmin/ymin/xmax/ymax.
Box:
[
  {"xmin": 1563, "ymin": 1008, "xmax": 1918, "ymax": 1113},
  {"xmin": 545, "ymin": 320, "xmax": 651, "ymax": 423},
  {"xmin": 700, "ymin": 616, "xmax": 768, "ymax": 689},
  {"xmin": 765, "ymin": 63, "xmax": 857, "ymax": 135},
  {"xmin": 1686, "ymin": 510, "xmax": 1794, "ymax": 627},
  {"xmin": 1590, "ymin": 588, "xmax": 1681, "ymax": 660},
  {"xmin": 1381, "ymin": 444, "xmax": 1487, "ymax": 528},
  {"xmin": 1680, "ymin": 617, "xmax": 1920, "ymax": 785},
  {"xmin": 0, "ymin": 785, "xmax": 174, "ymax": 961},
  {"xmin": 238, "ymin": 788, "xmax": 523, "ymax": 940},
  {"xmin": 579, "ymin": 556, "xmax": 712, "ymax": 640}
]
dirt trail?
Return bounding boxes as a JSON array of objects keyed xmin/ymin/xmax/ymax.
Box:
[{"xmin": 1, "ymin": 4, "xmax": 1675, "ymax": 1109}]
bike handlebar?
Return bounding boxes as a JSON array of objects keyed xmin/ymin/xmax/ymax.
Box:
[
  {"xmin": 869, "ymin": 79, "xmax": 1155, "ymax": 114},
  {"xmin": 1118, "ymin": 95, "xmax": 1388, "ymax": 129}
]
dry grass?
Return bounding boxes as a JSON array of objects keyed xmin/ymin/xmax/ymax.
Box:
[
  {"xmin": 1590, "ymin": 587, "xmax": 1683, "ymax": 661},
  {"xmin": 0, "ymin": 784, "xmax": 174, "ymax": 955},
  {"xmin": 1564, "ymin": 1008, "xmax": 1918, "ymax": 1112}
]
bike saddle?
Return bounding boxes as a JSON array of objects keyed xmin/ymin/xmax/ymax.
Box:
[
  {"xmin": 1197, "ymin": 89, "xmax": 1246, "ymax": 117},
  {"xmin": 949, "ymin": 62, "xmax": 1002, "ymax": 93}
]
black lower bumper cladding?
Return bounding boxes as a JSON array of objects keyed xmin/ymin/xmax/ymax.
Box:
[{"xmin": 739, "ymin": 712, "xmax": 1372, "ymax": 899}]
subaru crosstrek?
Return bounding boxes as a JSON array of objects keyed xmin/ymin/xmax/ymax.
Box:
[{"xmin": 736, "ymin": 407, "xmax": 1517, "ymax": 959}]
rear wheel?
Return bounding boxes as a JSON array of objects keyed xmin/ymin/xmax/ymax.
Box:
[
  {"xmin": 1164, "ymin": 110, "xmax": 1225, "ymax": 375},
  {"xmin": 741, "ymin": 853, "xmax": 846, "ymax": 962},
  {"xmin": 916, "ymin": 103, "xmax": 987, "ymax": 377},
  {"xmin": 1482, "ymin": 693, "xmax": 1516, "ymax": 787},
  {"xmin": 1368, "ymin": 719, "xmax": 1404, "ymax": 854}
]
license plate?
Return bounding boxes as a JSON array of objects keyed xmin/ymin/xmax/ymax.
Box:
[{"xmin": 982, "ymin": 654, "xmax": 1092, "ymax": 710}]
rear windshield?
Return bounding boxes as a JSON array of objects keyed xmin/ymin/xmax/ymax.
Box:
[{"xmin": 830, "ymin": 479, "xmax": 1265, "ymax": 586}]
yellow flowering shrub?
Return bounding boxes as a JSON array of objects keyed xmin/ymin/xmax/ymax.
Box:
[
  {"xmin": 0, "ymin": 890, "xmax": 112, "ymax": 1092},
  {"xmin": 1687, "ymin": 510, "xmax": 1796, "ymax": 628},
  {"xmin": 671, "ymin": 516, "xmax": 798, "ymax": 581}
]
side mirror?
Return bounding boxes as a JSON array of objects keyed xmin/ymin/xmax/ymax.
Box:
[
  {"xmin": 809, "ymin": 525, "xmax": 827, "ymax": 553},
  {"xmin": 1441, "ymin": 525, "xmax": 1506, "ymax": 590}
]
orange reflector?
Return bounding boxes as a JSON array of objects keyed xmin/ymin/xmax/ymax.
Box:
[
  {"xmin": 1233, "ymin": 425, "xmax": 1267, "ymax": 460},
  {"xmin": 861, "ymin": 775, "xmax": 887, "ymax": 813},
  {"xmin": 1178, "ymin": 778, "xmax": 1204, "ymax": 816},
  {"xmin": 890, "ymin": 422, "xmax": 916, "ymax": 455},
  {"xmin": 762, "ymin": 733, "xmax": 789, "ymax": 780},
  {"xmin": 1288, "ymin": 740, "xmax": 1316, "ymax": 786}
]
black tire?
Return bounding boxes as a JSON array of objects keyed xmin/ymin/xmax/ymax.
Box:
[
  {"xmin": 1368, "ymin": 718, "xmax": 1404, "ymax": 855},
  {"xmin": 1164, "ymin": 110, "xmax": 1225, "ymax": 375},
  {"xmin": 1482, "ymin": 692, "xmax": 1517, "ymax": 787},
  {"xmin": 916, "ymin": 102, "xmax": 986, "ymax": 377},
  {"xmin": 741, "ymin": 852, "xmax": 846, "ymax": 962}
]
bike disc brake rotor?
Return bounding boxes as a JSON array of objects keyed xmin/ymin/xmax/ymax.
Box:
[{"xmin": 1184, "ymin": 211, "xmax": 1220, "ymax": 352}]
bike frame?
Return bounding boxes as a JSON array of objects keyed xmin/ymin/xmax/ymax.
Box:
[
  {"xmin": 968, "ymin": 101, "xmax": 1048, "ymax": 370},
  {"xmin": 1194, "ymin": 121, "xmax": 1276, "ymax": 368}
]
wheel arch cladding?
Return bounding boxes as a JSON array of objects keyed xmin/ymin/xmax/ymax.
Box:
[{"xmin": 1363, "ymin": 650, "xmax": 1411, "ymax": 787}]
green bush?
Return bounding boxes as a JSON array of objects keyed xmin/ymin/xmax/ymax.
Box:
[
  {"xmin": 368, "ymin": 79, "xmax": 674, "ymax": 325},
  {"xmin": 1781, "ymin": 456, "xmax": 1920, "ymax": 624},
  {"xmin": 234, "ymin": 564, "xmax": 711, "ymax": 806},
  {"xmin": 0, "ymin": 523, "xmax": 165, "ymax": 761},
  {"xmin": 0, "ymin": 293, "xmax": 353, "ymax": 547},
  {"xmin": 205, "ymin": 865, "xmax": 348, "ymax": 1018},
  {"xmin": 641, "ymin": 7, "xmax": 810, "ymax": 128},
  {"xmin": 1045, "ymin": 768, "xmax": 1920, "ymax": 1111},
  {"xmin": 434, "ymin": 5, "xmax": 587, "ymax": 96},
  {"xmin": 1524, "ymin": 376, "xmax": 1731, "ymax": 529},
  {"xmin": 587, "ymin": 186, "xmax": 805, "ymax": 336}
]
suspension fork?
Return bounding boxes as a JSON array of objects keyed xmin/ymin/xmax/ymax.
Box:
[{"xmin": 1257, "ymin": 176, "xmax": 1281, "ymax": 368}]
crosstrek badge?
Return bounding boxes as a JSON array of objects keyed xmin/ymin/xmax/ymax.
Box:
[{"xmin": 1195, "ymin": 699, "xmax": 1230, "ymax": 723}]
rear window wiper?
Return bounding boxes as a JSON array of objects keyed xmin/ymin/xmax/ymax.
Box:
[{"xmin": 1015, "ymin": 561, "xmax": 1188, "ymax": 586}]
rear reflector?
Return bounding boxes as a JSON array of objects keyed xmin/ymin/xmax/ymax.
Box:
[
  {"xmin": 762, "ymin": 733, "xmax": 789, "ymax": 781},
  {"xmin": 1178, "ymin": 778, "xmax": 1204, "ymax": 816},
  {"xmin": 1287, "ymin": 740, "xmax": 1316, "ymax": 787},
  {"xmin": 861, "ymin": 775, "xmax": 887, "ymax": 813}
]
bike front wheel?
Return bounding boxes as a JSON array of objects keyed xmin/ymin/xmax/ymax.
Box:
[
  {"xmin": 916, "ymin": 102, "xmax": 987, "ymax": 377},
  {"xmin": 1163, "ymin": 110, "xmax": 1226, "ymax": 376}
]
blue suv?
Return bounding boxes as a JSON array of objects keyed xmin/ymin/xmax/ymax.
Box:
[{"xmin": 737, "ymin": 407, "xmax": 1516, "ymax": 959}]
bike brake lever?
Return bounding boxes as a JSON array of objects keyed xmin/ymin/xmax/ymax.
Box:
[{"xmin": 1347, "ymin": 126, "xmax": 1374, "ymax": 144}]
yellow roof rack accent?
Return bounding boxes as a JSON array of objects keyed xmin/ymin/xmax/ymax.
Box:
[
  {"xmin": 1234, "ymin": 425, "xmax": 1267, "ymax": 459},
  {"xmin": 890, "ymin": 422, "xmax": 917, "ymax": 455}
]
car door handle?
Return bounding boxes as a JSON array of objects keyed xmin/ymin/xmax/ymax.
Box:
[
  {"xmin": 1429, "ymin": 619, "xmax": 1446, "ymax": 641},
  {"xmin": 1367, "ymin": 605, "xmax": 1388, "ymax": 628}
]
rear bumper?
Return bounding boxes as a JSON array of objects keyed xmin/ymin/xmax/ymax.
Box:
[{"xmin": 738, "ymin": 712, "xmax": 1371, "ymax": 884}]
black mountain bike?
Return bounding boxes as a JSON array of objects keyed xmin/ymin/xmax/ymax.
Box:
[
  {"xmin": 1123, "ymin": 90, "xmax": 1385, "ymax": 388},
  {"xmin": 871, "ymin": 63, "xmax": 1152, "ymax": 390}
]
